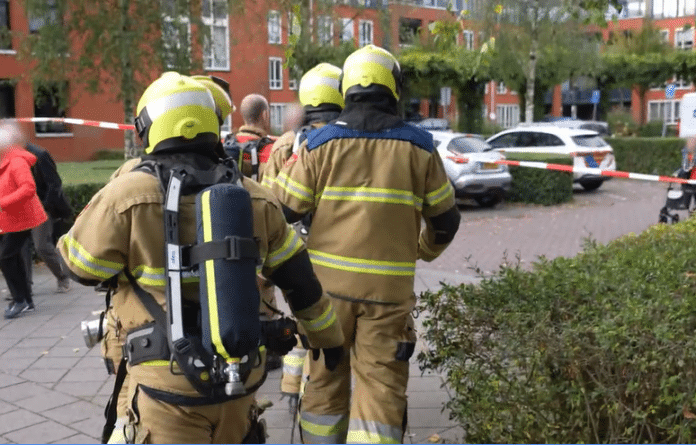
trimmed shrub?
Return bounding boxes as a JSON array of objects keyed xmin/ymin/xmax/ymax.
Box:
[
  {"xmin": 417, "ymin": 219, "xmax": 696, "ymax": 443},
  {"xmin": 504, "ymin": 153, "xmax": 573, "ymax": 205},
  {"xmin": 608, "ymin": 137, "xmax": 685, "ymax": 176},
  {"xmin": 607, "ymin": 107, "xmax": 638, "ymax": 137}
]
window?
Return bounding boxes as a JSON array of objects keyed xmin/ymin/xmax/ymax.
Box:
[
  {"xmin": 535, "ymin": 132, "xmax": 564, "ymax": 147},
  {"xmin": 488, "ymin": 133, "xmax": 518, "ymax": 148},
  {"xmin": 675, "ymin": 76, "xmax": 691, "ymax": 89},
  {"xmin": 268, "ymin": 10, "xmax": 281, "ymax": 44},
  {"xmin": 270, "ymin": 103, "xmax": 288, "ymax": 134},
  {"xmin": 648, "ymin": 100, "xmax": 680, "ymax": 124},
  {"xmin": 0, "ymin": 80, "xmax": 14, "ymax": 117},
  {"xmin": 359, "ymin": 20, "xmax": 373, "ymax": 47},
  {"xmin": 0, "ymin": 0, "xmax": 9, "ymax": 50},
  {"xmin": 317, "ymin": 15, "xmax": 333, "ymax": 45},
  {"xmin": 463, "ymin": 30, "xmax": 474, "ymax": 50},
  {"xmin": 269, "ymin": 57, "xmax": 283, "ymax": 90},
  {"xmin": 496, "ymin": 104, "xmax": 519, "ymax": 129},
  {"xmin": 660, "ymin": 29, "xmax": 670, "ymax": 43},
  {"xmin": 288, "ymin": 12, "xmax": 301, "ymax": 40},
  {"xmin": 399, "ymin": 18, "xmax": 421, "ymax": 46},
  {"xmin": 28, "ymin": 0, "xmax": 61, "ymax": 33},
  {"xmin": 340, "ymin": 18, "xmax": 354, "ymax": 43},
  {"xmin": 34, "ymin": 82, "xmax": 69, "ymax": 135},
  {"xmin": 496, "ymin": 81, "xmax": 507, "ymax": 94},
  {"xmin": 675, "ymin": 27, "xmax": 693, "ymax": 50},
  {"xmin": 162, "ymin": 1, "xmax": 191, "ymax": 70},
  {"xmin": 288, "ymin": 65, "xmax": 299, "ymax": 90},
  {"xmin": 202, "ymin": 0, "xmax": 229, "ymax": 70}
]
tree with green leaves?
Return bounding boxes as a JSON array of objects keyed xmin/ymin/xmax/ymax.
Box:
[
  {"xmin": 600, "ymin": 19, "xmax": 674, "ymax": 125},
  {"xmin": 475, "ymin": 0, "xmax": 625, "ymax": 123},
  {"xmin": 19, "ymin": 0, "xmax": 208, "ymax": 158}
]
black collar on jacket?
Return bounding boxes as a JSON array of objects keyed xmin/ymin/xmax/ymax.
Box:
[{"xmin": 336, "ymin": 94, "xmax": 402, "ymax": 132}]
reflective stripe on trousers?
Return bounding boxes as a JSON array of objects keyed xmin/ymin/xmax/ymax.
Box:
[
  {"xmin": 346, "ymin": 418, "xmax": 403, "ymax": 444},
  {"xmin": 300, "ymin": 411, "xmax": 349, "ymax": 444},
  {"xmin": 282, "ymin": 347, "xmax": 307, "ymax": 376}
]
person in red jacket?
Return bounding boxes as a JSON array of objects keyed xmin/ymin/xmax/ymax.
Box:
[{"xmin": 0, "ymin": 121, "xmax": 48, "ymax": 319}]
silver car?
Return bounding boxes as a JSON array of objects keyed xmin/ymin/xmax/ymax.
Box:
[{"xmin": 430, "ymin": 130, "xmax": 512, "ymax": 207}]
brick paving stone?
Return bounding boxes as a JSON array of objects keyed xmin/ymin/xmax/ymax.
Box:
[
  {"xmin": 3, "ymin": 420, "xmax": 77, "ymax": 444},
  {"xmin": 13, "ymin": 390, "xmax": 77, "ymax": 412},
  {"xmin": 19, "ymin": 369, "xmax": 69, "ymax": 384},
  {"xmin": 0, "ymin": 409, "xmax": 46, "ymax": 435},
  {"xmin": 0, "ymin": 382, "xmax": 48, "ymax": 402},
  {"xmin": 68, "ymin": 415, "xmax": 103, "ymax": 439},
  {"xmin": 0, "ymin": 373, "xmax": 23, "ymax": 389},
  {"xmin": 0, "ymin": 400, "xmax": 16, "ymax": 415},
  {"xmin": 42, "ymin": 400, "xmax": 101, "ymax": 424},
  {"xmin": 52, "ymin": 433, "xmax": 99, "ymax": 444},
  {"xmin": 52, "ymin": 381, "xmax": 104, "ymax": 398}
]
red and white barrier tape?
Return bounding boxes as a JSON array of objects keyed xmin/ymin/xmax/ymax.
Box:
[
  {"xmin": 9, "ymin": 117, "xmax": 135, "ymax": 131},
  {"xmin": 454, "ymin": 156, "xmax": 696, "ymax": 185},
  {"xmin": 6, "ymin": 117, "xmax": 695, "ymax": 186}
]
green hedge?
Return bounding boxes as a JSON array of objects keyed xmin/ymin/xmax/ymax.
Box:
[
  {"xmin": 417, "ymin": 219, "xmax": 696, "ymax": 443},
  {"xmin": 504, "ymin": 153, "xmax": 573, "ymax": 205},
  {"xmin": 608, "ymin": 137, "xmax": 685, "ymax": 176}
]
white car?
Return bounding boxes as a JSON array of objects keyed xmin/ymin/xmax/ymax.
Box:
[
  {"xmin": 486, "ymin": 125, "xmax": 617, "ymax": 191},
  {"xmin": 430, "ymin": 130, "xmax": 512, "ymax": 207}
]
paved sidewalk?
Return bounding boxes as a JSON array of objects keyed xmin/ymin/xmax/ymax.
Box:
[
  {"xmin": 0, "ymin": 265, "xmax": 469, "ymax": 444},
  {"xmin": 0, "ymin": 179, "xmax": 666, "ymax": 444}
]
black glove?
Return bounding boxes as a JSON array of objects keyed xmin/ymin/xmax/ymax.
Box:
[
  {"xmin": 311, "ymin": 346, "xmax": 344, "ymax": 371},
  {"xmin": 261, "ymin": 318, "xmax": 298, "ymax": 356}
]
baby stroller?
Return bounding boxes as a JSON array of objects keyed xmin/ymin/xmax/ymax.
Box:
[{"xmin": 658, "ymin": 148, "xmax": 696, "ymax": 224}]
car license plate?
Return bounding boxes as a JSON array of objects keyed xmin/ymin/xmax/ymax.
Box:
[{"xmin": 482, "ymin": 162, "xmax": 498, "ymax": 170}]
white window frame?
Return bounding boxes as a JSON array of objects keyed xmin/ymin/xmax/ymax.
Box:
[
  {"xmin": 268, "ymin": 10, "xmax": 282, "ymax": 44},
  {"xmin": 270, "ymin": 103, "xmax": 288, "ymax": 135},
  {"xmin": 675, "ymin": 27, "xmax": 693, "ymax": 51},
  {"xmin": 496, "ymin": 104, "xmax": 519, "ymax": 129},
  {"xmin": 340, "ymin": 18, "xmax": 354, "ymax": 43},
  {"xmin": 463, "ymin": 29, "xmax": 474, "ymax": 50},
  {"xmin": 202, "ymin": 0, "xmax": 229, "ymax": 71},
  {"xmin": 288, "ymin": 12, "xmax": 301, "ymax": 40},
  {"xmin": 660, "ymin": 29, "xmax": 670, "ymax": 43},
  {"xmin": 359, "ymin": 20, "xmax": 373, "ymax": 47},
  {"xmin": 317, "ymin": 15, "xmax": 333, "ymax": 46},
  {"xmin": 288, "ymin": 65, "xmax": 299, "ymax": 90},
  {"xmin": 162, "ymin": 15, "xmax": 192, "ymax": 70},
  {"xmin": 648, "ymin": 99, "xmax": 680, "ymax": 124},
  {"xmin": 269, "ymin": 57, "xmax": 283, "ymax": 90},
  {"xmin": 496, "ymin": 81, "xmax": 507, "ymax": 95}
]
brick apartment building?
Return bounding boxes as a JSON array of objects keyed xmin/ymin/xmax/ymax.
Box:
[
  {"xmin": 1, "ymin": 0, "xmax": 691, "ymax": 162},
  {"xmin": 0, "ymin": 0, "xmax": 465, "ymax": 161}
]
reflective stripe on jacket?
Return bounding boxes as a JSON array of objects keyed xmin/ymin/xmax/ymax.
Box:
[{"xmin": 271, "ymin": 120, "xmax": 455, "ymax": 303}]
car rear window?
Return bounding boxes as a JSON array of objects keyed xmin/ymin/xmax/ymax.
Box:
[
  {"xmin": 448, "ymin": 137, "xmax": 491, "ymax": 154},
  {"xmin": 571, "ymin": 135, "xmax": 607, "ymax": 147}
]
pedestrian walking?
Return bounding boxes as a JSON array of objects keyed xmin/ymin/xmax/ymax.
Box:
[
  {"xmin": 0, "ymin": 120, "xmax": 48, "ymax": 319},
  {"xmin": 22, "ymin": 142, "xmax": 73, "ymax": 294}
]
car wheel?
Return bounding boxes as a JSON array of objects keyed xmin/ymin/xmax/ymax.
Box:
[
  {"xmin": 580, "ymin": 179, "xmax": 603, "ymax": 191},
  {"xmin": 475, "ymin": 195, "xmax": 501, "ymax": 208}
]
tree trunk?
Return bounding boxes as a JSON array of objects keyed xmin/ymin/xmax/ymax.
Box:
[
  {"xmin": 525, "ymin": 0, "xmax": 539, "ymax": 124},
  {"xmin": 120, "ymin": 0, "xmax": 138, "ymax": 159}
]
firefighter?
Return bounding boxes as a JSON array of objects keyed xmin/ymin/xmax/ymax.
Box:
[
  {"xmin": 270, "ymin": 45, "xmax": 461, "ymax": 444},
  {"xmin": 97, "ymin": 74, "xmax": 238, "ymax": 444},
  {"xmin": 58, "ymin": 72, "xmax": 344, "ymax": 444},
  {"xmin": 261, "ymin": 62, "xmax": 345, "ymax": 412},
  {"xmin": 263, "ymin": 62, "xmax": 344, "ymax": 183}
]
